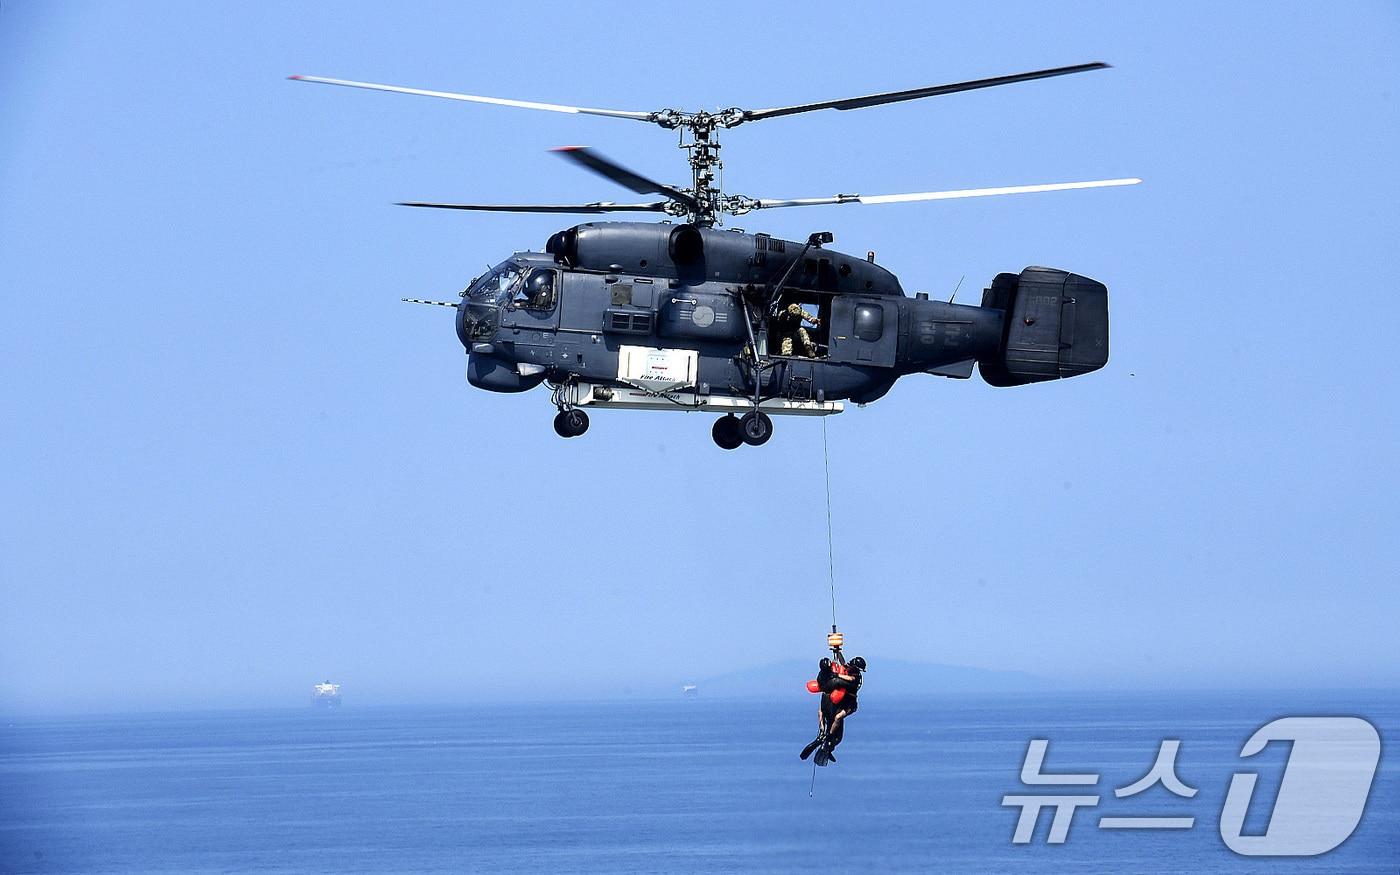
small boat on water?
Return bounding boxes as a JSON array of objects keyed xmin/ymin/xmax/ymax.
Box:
[{"xmin": 312, "ymin": 681, "xmax": 342, "ymax": 707}]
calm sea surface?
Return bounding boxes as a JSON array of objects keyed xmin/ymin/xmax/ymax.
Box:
[{"xmin": 1, "ymin": 692, "xmax": 1396, "ymax": 873}]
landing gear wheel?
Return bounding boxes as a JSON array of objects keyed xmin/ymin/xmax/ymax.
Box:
[
  {"xmin": 712, "ymin": 414, "xmax": 743, "ymax": 450},
  {"xmin": 739, "ymin": 411, "xmax": 773, "ymax": 446},
  {"xmin": 553, "ymin": 409, "xmax": 589, "ymax": 438}
]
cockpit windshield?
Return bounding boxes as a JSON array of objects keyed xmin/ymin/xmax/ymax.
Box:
[
  {"xmin": 464, "ymin": 262, "xmax": 525, "ymax": 306},
  {"xmin": 459, "ymin": 262, "xmax": 525, "ymax": 342}
]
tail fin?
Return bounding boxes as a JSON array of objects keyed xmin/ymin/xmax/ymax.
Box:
[{"xmin": 978, "ymin": 267, "xmax": 1109, "ymax": 386}]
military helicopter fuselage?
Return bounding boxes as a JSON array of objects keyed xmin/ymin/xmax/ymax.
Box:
[
  {"xmin": 457, "ymin": 220, "xmax": 1108, "ymax": 444},
  {"xmin": 291, "ymin": 63, "xmax": 1132, "ymax": 446}
]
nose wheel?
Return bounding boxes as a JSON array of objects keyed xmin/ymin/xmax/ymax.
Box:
[{"xmin": 553, "ymin": 408, "xmax": 589, "ymax": 438}]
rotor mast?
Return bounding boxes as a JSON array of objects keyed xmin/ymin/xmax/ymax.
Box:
[{"xmin": 648, "ymin": 107, "xmax": 745, "ymax": 227}]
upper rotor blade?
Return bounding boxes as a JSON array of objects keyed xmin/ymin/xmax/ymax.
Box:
[
  {"xmin": 742, "ymin": 63, "xmax": 1109, "ymax": 123},
  {"xmin": 288, "ymin": 75, "xmax": 654, "ymax": 122},
  {"xmin": 747, "ymin": 177, "xmax": 1141, "ymax": 210},
  {"xmin": 551, "ymin": 147, "xmax": 698, "ymax": 210},
  {"xmin": 397, "ymin": 201, "xmax": 668, "ymax": 214}
]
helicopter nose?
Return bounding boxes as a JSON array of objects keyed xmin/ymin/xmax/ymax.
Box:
[
  {"xmin": 455, "ymin": 301, "xmax": 501, "ymax": 350},
  {"xmin": 467, "ymin": 350, "xmax": 544, "ymax": 393}
]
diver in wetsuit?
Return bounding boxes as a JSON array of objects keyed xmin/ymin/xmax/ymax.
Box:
[
  {"xmin": 800, "ymin": 655, "xmax": 866, "ymax": 764},
  {"xmin": 800, "ymin": 657, "xmax": 837, "ymax": 761},
  {"xmin": 819, "ymin": 656, "xmax": 865, "ymax": 763}
]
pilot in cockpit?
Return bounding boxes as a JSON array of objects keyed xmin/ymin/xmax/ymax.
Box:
[{"xmin": 513, "ymin": 269, "xmax": 555, "ymax": 310}]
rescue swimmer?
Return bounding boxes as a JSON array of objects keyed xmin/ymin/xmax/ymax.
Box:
[{"xmin": 800, "ymin": 630, "xmax": 865, "ymax": 765}]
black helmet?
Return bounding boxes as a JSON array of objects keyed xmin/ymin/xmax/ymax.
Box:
[
  {"xmin": 819, "ymin": 657, "xmax": 832, "ymax": 670},
  {"xmin": 527, "ymin": 270, "xmax": 554, "ymax": 295},
  {"xmin": 848, "ymin": 656, "xmax": 867, "ymax": 671}
]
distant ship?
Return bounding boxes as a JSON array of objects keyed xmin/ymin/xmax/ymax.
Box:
[
  {"xmin": 682, "ymin": 684, "xmax": 698, "ymax": 697},
  {"xmin": 312, "ymin": 681, "xmax": 342, "ymax": 707}
]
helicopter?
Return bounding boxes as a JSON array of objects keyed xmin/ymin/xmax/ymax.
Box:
[{"xmin": 291, "ymin": 63, "xmax": 1138, "ymax": 448}]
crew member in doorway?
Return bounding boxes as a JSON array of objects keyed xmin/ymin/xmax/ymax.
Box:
[{"xmin": 775, "ymin": 301, "xmax": 820, "ymax": 357}]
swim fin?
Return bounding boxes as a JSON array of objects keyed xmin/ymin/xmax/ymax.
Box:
[
  {"xmin": 813, "ymin": 746, "xmax": 831, "ymax": 767},
  {"xmin": 800, "ymin": 734, "xmax": 827, "ymax": 761}
]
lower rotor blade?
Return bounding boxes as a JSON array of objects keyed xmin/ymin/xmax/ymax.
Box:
[
  {"xmin": 860, "ymin": 177, "xmax": 1142, "ymax": 204},
  {"xmin": 748, "ymin": 178, "xmax": 1141, "ymax": 210},
  {"xmin": 396, "ymin": 201, "xmax": 668, "ymax": 214},
  {"xmin": 552, "ymin": 147, "xmax": 698, "ymax": 210}
]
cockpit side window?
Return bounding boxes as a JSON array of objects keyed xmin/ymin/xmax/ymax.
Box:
[{"xmin": 512, "ymin": 268, "xmax": 557, "ymax": 312}]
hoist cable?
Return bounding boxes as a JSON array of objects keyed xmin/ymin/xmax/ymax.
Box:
[
  {"xmin": 811, "ymin": 417, "xmax": 839, "ymax": 800},
  {"xmin": 821, "ymin": 417, "xmax": 837, "ymax": 628}
]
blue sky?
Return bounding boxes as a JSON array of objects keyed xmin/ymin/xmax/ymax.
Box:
[{"xmin": 2, "ymin": 1, "xmax": 1397, "ymax": 712}]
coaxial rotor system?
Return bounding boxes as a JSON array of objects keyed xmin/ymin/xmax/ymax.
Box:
[{"xmin": 290, "ymin": 63, "xmax": 1138, "ymax": 227}]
